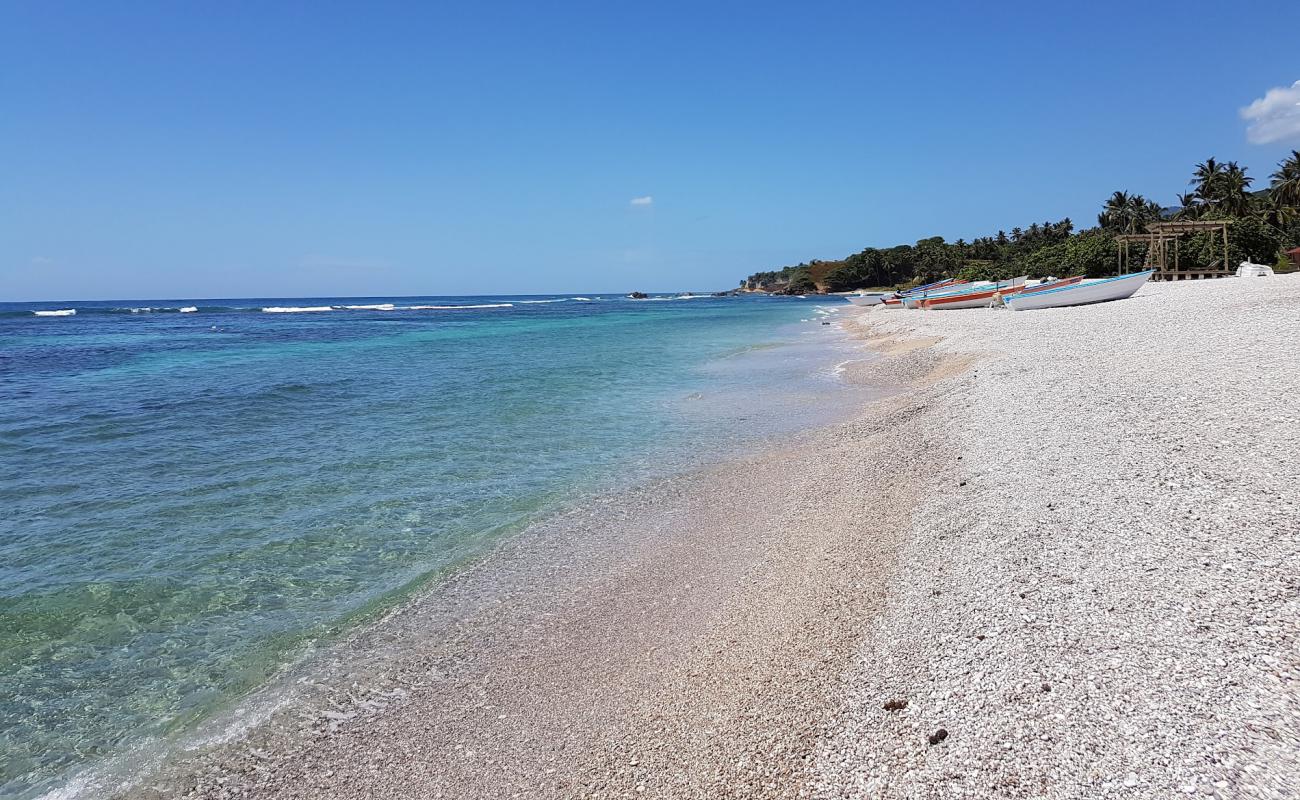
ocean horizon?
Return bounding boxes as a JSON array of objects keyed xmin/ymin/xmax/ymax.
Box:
[{"xmin": 0, "ymin": 292, "xmax": 865, "ymax": 798}]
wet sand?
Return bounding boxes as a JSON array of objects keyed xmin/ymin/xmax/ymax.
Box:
[{"xmin": 138, "ymin": 332, "xmax": 966, "ymax": 799}]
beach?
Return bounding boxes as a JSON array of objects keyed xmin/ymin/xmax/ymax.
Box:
[
  {"xmin": 118, "ymin": 276, "xmax": 1299, "ymax": 798},
  {"xmin": 816, "ymin": 275, "xmax": 1300, "ymax": 799},
  {"xmin": 11, "ymin": 6, "xmax": 1300, "ymax": 799}
]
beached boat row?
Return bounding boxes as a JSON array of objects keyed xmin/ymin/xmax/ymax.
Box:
[{"xmin": 846, "ymin": 269, "xmax": 1154, "ymax": 312}]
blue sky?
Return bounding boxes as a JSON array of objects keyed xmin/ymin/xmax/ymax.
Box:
[{"xmin": 3, "ymin": 1, "xmax": 1299, "ymax": 300}]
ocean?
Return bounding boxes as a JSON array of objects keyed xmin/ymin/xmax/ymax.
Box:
[{"xmin": 0, "ymin": 293, "xmax": 864, "ymax": 798}]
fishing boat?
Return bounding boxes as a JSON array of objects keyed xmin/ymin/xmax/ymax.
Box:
[
  {"xmin": 1029, "ymin": 275, "xmax": 1083, "ymax": 290},
  {"xmin": 902, "ymin": 281, "xmax": 987, "ymax": 309},
  {"xmin": 920, "ymin": 276, "xmax": 1027, "ymax": 310},
  {"xmin": 844, "ymin": 292, "xmax": 890, "ymax": 307},
  {"xmin": 875, "ymin": 277, "xmax": 965, "ymax": 308},
  {"xmin": 902, "ymin": 278, "xmax": 960, "ymax": 296},
  {"xmin": 1015, "ymin": 275, "xmax": 1084, "ymax": 295},
  {"xmin": 1003, "ymin": 269, "xmax": 1154, "ymax": 311}
]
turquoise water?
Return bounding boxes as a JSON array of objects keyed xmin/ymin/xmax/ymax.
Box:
[{"xmin": 0, "ymin": 294, "xmax": 859, "ymax": 797}]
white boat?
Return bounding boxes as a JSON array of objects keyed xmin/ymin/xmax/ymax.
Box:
[
  {"xmin": 1236, "ymin": 261, "xmax": 1274, "ymax": 278},
  {"xmin": 844, "ymin": 292, "xmax": 888, "ymax": 307},
  {"xmin": 1004, "ymin": 269, "xmax": 1153, "ymax": 311}
]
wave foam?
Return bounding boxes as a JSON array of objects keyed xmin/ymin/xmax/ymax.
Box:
[
  {"xmin": 399, "ymin": 303, "xmax": 513, "ymax": 310},
  {"xmin": 34, "ymin": 309, "xmax": 76, "ymax": 317},
  {"xmin": 341, "ymin": 304, "xmax": 396, "ymax": 311},
  {"xmin": 262, "ymin": 306, "xmax": 336, "ymax": 313},
  {"xmin": 179, "ymin": 307, "xmax": 198, "ymax": 313}
]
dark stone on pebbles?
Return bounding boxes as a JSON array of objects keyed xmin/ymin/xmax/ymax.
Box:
[
  {"xmin": 928, "ymin": 729, "xmax": 948, "ymax": 746},
  {"xmin": 883, "ymin": 699, "xmax": 908, "ymax": 712}
]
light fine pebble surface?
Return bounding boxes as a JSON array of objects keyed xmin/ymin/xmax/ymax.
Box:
[
  {"xmin": 138, "ymin": 276, "xmax": 1297, "ymax": 799},
  {"xmin": 815, "ymin": 275, "xmax": 1300, "ymax": 800}
]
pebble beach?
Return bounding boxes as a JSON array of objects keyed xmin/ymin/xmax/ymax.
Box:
[
  {"xmin": 816, "ymin": 274, "xmax": 1299, "ymax": 799},
  {"xmin": 149, "ymin": 275, "xmax": 1297, "ymax": 799}
]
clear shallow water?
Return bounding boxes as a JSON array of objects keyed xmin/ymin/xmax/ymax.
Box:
[{"xmin": 0, "ymin": 293, "xmax": 862, "ymax": 798}]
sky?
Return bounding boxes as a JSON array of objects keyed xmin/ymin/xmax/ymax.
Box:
[{"xmin": 3, "ymin": 1, "xmax": 1300, "ymax": 301}]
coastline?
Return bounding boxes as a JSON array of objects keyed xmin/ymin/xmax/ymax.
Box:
[
  {"xmin": 4, "ymin": 295, "xmax": 867, "ymax": 800},
  {"xmin": 117, "ymin": 313, "xmax": 964, "ymax": 799},
  {"xmin": 113, "ymin": 276, "xmax": 1299, "ymax": 798}
]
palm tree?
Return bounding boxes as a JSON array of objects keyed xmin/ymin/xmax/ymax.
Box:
[
  {"xmin": 1099, "ymin": 191, "xmax": 1163, "ymax": 234},
  {"xmin": 1191, "ymin": 157, "xmax": 1225, "ymax": 205},
  {"xmin": 1270, "ymin": 150, "xmax": 1300, "ymax": 209},
  {"xmin": 1099, "ymin": 191, "xmax": 1131, "ymax": 231},
  {"xmin": 1265, "ymin": 202, "xmax": 1299, "ymax": 231},
  {"xmin": 1218, "ymin": 161, "xmax": 1254, "ymax": 216},
  {"xmin": 1174, "ymin": 192, "xmax": 1201, "ymax": 220}
]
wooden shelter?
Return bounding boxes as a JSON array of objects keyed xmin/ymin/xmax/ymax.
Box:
[
  {"xmin": 1115, "ymin": 220, "xmax": 1231, "ymax": 281},
  {"xmin": 1287, "ymin": 247, "xmax": 1300, "ymax": 270}
]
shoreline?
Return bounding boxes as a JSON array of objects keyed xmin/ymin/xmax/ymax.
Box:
[
  {"xmin": 96, "ymin": 276, "xmax": 1299, "ymax": 798},
  {"xmin": 115, "ymin": 314, "xmax": 967, "ymax": 799},
  {"xmin": 8, "ymin": 298, "xmax": 864, "ymax": 800}
]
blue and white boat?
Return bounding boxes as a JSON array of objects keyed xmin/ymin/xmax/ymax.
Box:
[{"xmin": 1003, "ymin": 269, "xmax": 1154, "ymax": 311}]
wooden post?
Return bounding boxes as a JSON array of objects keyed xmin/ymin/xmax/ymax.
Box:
[{"xmin": 1223, "ymin": 224, "xmax": 1229, "ymax": 275}]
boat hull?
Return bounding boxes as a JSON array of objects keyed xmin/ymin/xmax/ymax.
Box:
[
  {"xmin": 845, "ymin": 294, "xmax": 885, "ymax": 307},
  {"xmin": 921, "ymin": 277, "xmax": 1027, "ymax": 310},
  {"xmin": 1019, "ymin": 276, "xmax": 1083, "ymax": 294},
  {"xmin": 1004, "ymin": 270, "xmax": 1153, "ymax": 311}
]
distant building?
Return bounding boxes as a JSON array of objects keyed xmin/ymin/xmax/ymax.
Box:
[{"xmin": 1288, "ymin": 247, "xmax": 1300, "ymax": 270}]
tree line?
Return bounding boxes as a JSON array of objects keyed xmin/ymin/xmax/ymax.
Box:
[{"xmin": 742, "ymin": 151, "xmax": 1300, "ymax": 293}]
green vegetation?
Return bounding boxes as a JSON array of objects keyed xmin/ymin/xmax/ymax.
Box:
[{"xmin": 741, "ymin": 150, "xmax": 1300, "ymax": 293}]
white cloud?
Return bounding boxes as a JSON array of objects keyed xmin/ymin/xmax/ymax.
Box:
[
  {"xmin": 629, "ymin": 196, "xmax": 653, "ymax": 206},
  {"xmin": 1241, "ymin": 80, "xmax": 1300, "ymax": 144}
]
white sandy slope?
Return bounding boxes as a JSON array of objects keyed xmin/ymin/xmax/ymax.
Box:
[{"xmin": 816, "ymin": 275, "xmax": 1300, "ymax": 799}]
